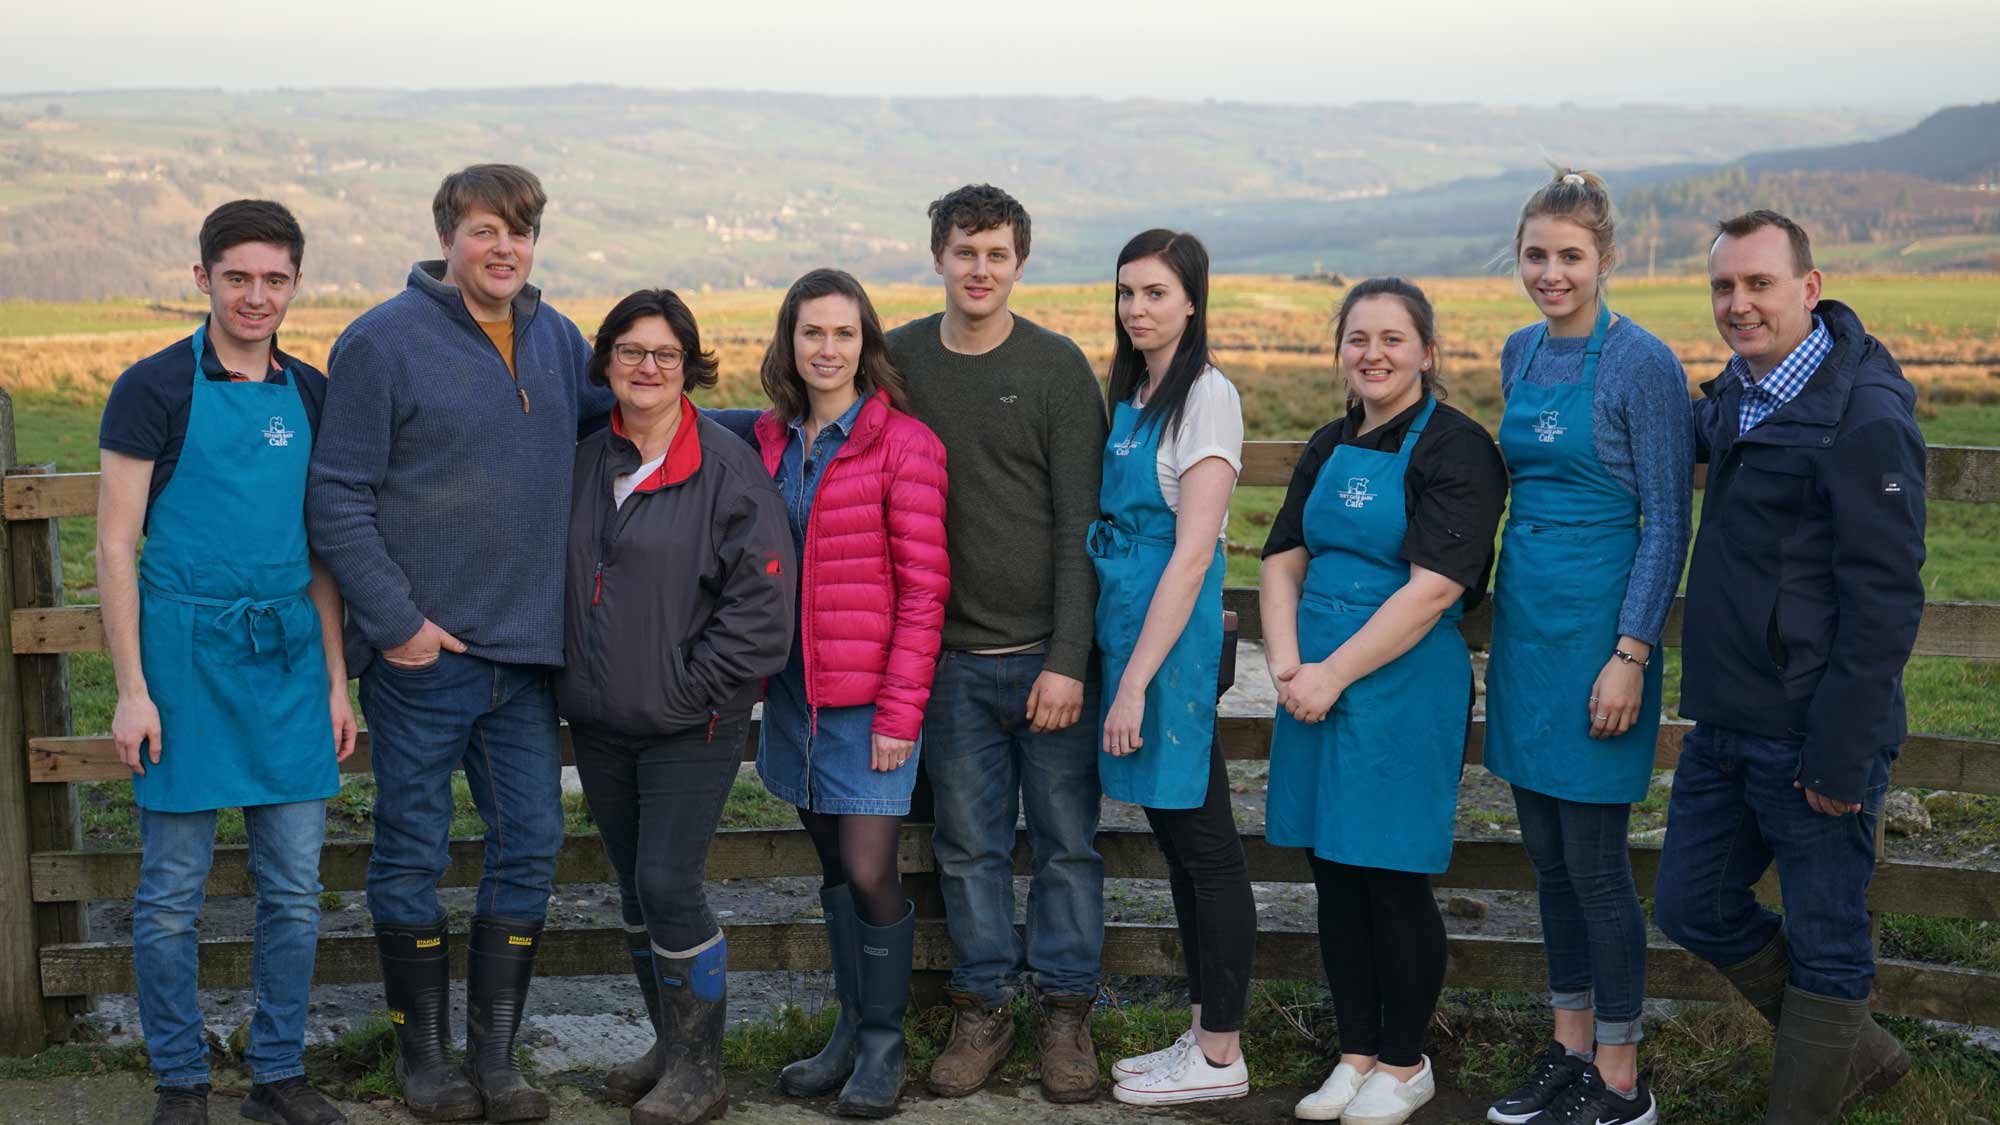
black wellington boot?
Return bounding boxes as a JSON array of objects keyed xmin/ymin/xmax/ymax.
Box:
[
  {"xmin": 833, "ymin": 902, "xmax": 914, "ymax": 1119},
  {"xmin": 605, "ymin": 927, "xmax": 669, "ymax": 1106},
  {"xmin": 375, "ymin": 923, "xmax": 482, "ymax": 1122},
  {"xmin": 632, "ymin": 933, "xmax": 731, "ymax": 1124},
  {"xmin": 463, "ymin": 916, "xmax": 551, "ymax": 1122},
  {"xmin": 779, "ymin": 885, "xmax": 862, "ymax": 1097}
]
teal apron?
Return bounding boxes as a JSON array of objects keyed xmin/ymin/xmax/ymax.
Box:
[
  {"xmin": 133, "ymin": 325, "xmax": 338, "ymax": 812},
  {"xmin": 1485, "ymin": 301, "xmax": 1662, "ymax": 804},
  {"xmin": 1264, "ymin": 397, "xmax": 1470, "ymax": 874},
  {"xmin": 1087, "ymin": 396, "xmax": 1225, "ymax": 810}
]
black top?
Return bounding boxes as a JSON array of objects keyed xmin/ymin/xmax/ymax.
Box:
[
  {"xmin": 98, "ymin": 323, "xmax": 327, "ymax": 512},
  {"xmin": 1261, "ymin": 395, "xmax": 1508, "ymax": 609}
]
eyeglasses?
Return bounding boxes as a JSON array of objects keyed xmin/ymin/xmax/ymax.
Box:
[{"xmin": 611, "ymin": 344, "xmax": 685, "ymax": 369}]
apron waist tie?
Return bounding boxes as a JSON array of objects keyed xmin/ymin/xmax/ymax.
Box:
[
  {"xmin": 1509, "ymin": 518, "xmax": 1640, "ymax": 532},
  {"xmin": 144, "ymin": 582, "xmax": 304, "ymax": 673},
  {"xmin": 1086, "ymin": 518, "xmax": 1175, "ymax": 556}
]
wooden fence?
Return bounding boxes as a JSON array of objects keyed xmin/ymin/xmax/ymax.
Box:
[{"xmin": 3, "ymin": 384, "xmax": 1998, "ymax": 1056}]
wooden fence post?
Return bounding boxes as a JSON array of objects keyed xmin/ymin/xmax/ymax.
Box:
[
  {"xmin": 8, "ymin": 462, "xmax": 86, "ymax": 1040},
  {"xmin": 0, "ymin": 388, "xmax": 51, "ymax": 1056},
  {"xmin": 905, "ymin": 769, "xmax": 948, "ymax": 1013}
]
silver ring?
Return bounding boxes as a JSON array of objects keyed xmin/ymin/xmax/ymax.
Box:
[{"xmin": 1595, "ymin": 713, "xmax": 1609, "ymax": 722}]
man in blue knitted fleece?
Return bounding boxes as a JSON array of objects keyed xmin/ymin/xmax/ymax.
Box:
[{"xmin": 306, "ymin": 164, "xmax": 611, "ymax": 1123}]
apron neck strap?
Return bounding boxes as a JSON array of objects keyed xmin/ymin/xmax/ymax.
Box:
[{"xmin": 1396, "ymin": 396, "xmax": 1439, "ymax": 456}]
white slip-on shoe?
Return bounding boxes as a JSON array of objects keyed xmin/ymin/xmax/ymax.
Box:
[
  {"xmin": 1295, "ymin": 1061, "xmax": 1370, "ymax": 1120},
  {"xmin": 1114, "ymin": 1029, "xmax": 1196, "ymax": 1080},
  {"xmin": 1342, "ymin": 1056, "xmax": 1436, "ymax": 1125},
  {"xmin": 1112, "ymin": 1043, "xmax": 1249, "ymax": 1107}
]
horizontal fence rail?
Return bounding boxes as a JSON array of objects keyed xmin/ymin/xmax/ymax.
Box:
[
  {"xmin": 34, "ymin": 923, "xmax": 2000, "ymax": 1029},
  {"xmin": 30, "ymin": 824, "xmax": 2000, "ymax": 922},
  {"xmin": 25, "ymin": 716, "xmax": 2000, "ymax": 795},
  {"xmin": 8, "ymin": 440, "xmax": 2000, "ymax": 522}
]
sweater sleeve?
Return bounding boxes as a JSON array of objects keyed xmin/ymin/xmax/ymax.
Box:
[
  {"xmin": 1043, "ymin": 343, "xmax": 1108, "ymax": 681},
  {"xmin": 873, "ymin": 429, "xmax": 952, "ymax": 741},
  {"xmin": 570, "ymin": 323, "xmax": 615, "ymax": 438},
  {"xmin": 1613, "ymin": 342, "xmax": 1696, "ymax": 644},
  {"xmin": 306, "ymin": 328, "xmax": 428, "ymax": 652}
]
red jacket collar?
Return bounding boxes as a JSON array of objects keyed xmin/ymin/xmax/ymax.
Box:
[{"xmin": 610, "ymin": 395, "xmax": 702, "ymax": 492}]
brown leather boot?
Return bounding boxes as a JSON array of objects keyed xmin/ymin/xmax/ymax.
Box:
[
  {"xmin": 1035, "ymin": 991, "xmax": 1102, "ymax": 1103},
  {"xmin": 925, "ymin": 990, "xmax": 1015, "ymax": 1098}
]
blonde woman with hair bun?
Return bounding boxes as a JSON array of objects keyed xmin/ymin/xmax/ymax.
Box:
[{"xmin": 1479, "ymin": 167, "xmax": 1694, "ymax": 1125}]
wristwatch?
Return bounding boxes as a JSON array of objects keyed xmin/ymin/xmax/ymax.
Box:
[{"xmin": 1612, "ymin": 648, "xmax": 1649, "ymax": 668}]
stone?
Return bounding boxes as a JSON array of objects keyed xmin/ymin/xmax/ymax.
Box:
[
  {"xmin": 1445, "ymin": 895, "xmax": 1488, "ymax": 920},
  {"xmin": 1883, "ymin": 790, "xmax": 1931, "ymax": 836}
]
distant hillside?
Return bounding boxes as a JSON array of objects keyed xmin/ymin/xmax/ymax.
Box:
[
  {"xmin": 1743, "ymin": 101, "xmax": 2000, "ymax": 183},
  {"xmin": 0, "ymin": 87, "xmax": 1907, "ymax": 299}
]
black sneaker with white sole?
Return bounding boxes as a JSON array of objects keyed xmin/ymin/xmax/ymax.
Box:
[
  {"xmin": 1527, "ymin": 1065, "xmax": 1657, "ymax": 1125},
  {"xmin": 1486, "ymin": 1041, "xmax": 1587, "ymax": 1124}
]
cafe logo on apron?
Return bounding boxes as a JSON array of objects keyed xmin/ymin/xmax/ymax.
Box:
[
  {"xmin": 1533, "ymin": 410, "xmax": 1566, "ymax": 444},
  {"xmin": 1338, "ymin": 476, "xmax": 1376, "ymax": 508},
  {"xmin": 263, "ymin": 416, "xmax": 295, "ymax": 448},
  {"xmin": 1111, "ymin": 433, "xmax": 1144, "ymax": 458}
]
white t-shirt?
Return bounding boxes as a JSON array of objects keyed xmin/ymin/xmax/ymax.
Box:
[
  {"xmin": 613, "ymin": 453, "xmax": 666, "ymax": 509},
  {"xmin": 1133, "ymin": 366, "xmax": 1244, "ymax": 540}
]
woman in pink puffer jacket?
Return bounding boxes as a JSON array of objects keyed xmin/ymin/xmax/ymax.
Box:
[{"xmin": 750, "ymin": 268, "xmax": 948, "ymax": 1117}]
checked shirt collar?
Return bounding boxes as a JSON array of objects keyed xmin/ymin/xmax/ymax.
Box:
[{"xmin": 1732, "ymin": 315, "xmax": 1829, "ymax": 436}]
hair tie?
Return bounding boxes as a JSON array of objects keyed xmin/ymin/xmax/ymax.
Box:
[{"xmin": 1562, "ymin": 172, "xmax": 1586, "ymax": 186}]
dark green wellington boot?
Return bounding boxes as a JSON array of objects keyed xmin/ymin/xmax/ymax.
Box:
[
  {"xmin": 605, "ymin": 926, "xmax": 670, "ymax": 1106},
  {"xmin": 1721, "ymin": 933, "xmax": 1909, "ymax": 1113},
  {"xmin": 834, "ymin": 903, "xmax": 915, "ymax": 1119},
  {"xmin": 632, "ymin": 934, "xmax": 731, "ymax": 1124},
  {"xmin": 779, "ymin": 885, "xmax": 863, "ymax": 1097},
  {"xmin": 1765, "ymin": 985, "xmax": 1869, "ymax": 1124},
  {"xmin": 463, "ymin": 916, "xmax": 551, "ymax": 1122},
  {"xmin": 375, "ymin": 922, "xmax": 482, "ymax": 1122}
]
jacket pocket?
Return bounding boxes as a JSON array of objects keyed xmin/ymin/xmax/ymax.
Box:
[{"xmin": 1723, "ymin": 447, "xmax": 1813, "ymax": 551}]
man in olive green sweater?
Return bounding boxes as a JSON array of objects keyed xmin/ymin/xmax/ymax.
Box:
[{"xmin": 886, "ymin": 184, "xmax": 1110, "ymax": 1104}]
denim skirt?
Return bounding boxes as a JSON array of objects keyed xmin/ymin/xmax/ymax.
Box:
[{"xmin": 757, "ymin": 657, "xmax": 920, "ymax": 815}]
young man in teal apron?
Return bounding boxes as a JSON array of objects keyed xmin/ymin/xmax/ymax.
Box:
[
  {"xmin": 306, "ymin": 165, "xmax": 613, "ymax": 1123},
  {"xmin": 99, "ymin": 200, "xmax": 353, "ymax": 1125},
  {"xmin": 1656, "ymin": 212, "xmax": 1926, "ymax": 1123}
]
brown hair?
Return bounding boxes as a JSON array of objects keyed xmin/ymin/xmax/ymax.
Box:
[
  {"xmin": 199, "ymin": 199, "xmax": 304, "ymax": 272},
  {"xmin": 1333, "ymin": 277, "xmax": 1447, "ymax": 412},
  {"xmin": 1715, "ymin": 209, "xmax": 1815, "ymax": 275},
  {"xmin": 759, "ymin": 269, "xmax": 909, "ymax": 423},
  {"xmin": 927, "ymin": 183, "xmax": 1031, "ymax": 261},
  {"xmin": 432, "ymin": 164, "xmax": 547, "ymax": 241},
  {"xmin": 1513, "ymin": 166, "xmax": 1616, "ymax": 268},
  {"xmin": 588, "ymin": 288, "xmax": 720, "ymax": 390}
]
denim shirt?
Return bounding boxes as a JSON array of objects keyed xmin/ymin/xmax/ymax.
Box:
[{"xmin": 777, "ymin": 393, "xmax": 869, "ymax": 552}]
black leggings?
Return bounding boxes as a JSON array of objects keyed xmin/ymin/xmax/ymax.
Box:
[
  {"xmin": 1142, "ymin": 741, "xmax": 1256, "ymax": 1032},
  {"xmin": 799, "ymin": 809, "xmax": 905, "ymax": 927},
  {"xmin": 571, "ymin": 712, "xmax": 748, "ymax": 952},
  {"xmin": 1309, "ymin": 856, "xmax": 1447, "ymax": 1067}
]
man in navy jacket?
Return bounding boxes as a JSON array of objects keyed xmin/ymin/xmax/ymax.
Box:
[{"xmin": 1655, "ymin": 210, "xmax": 1925, "ymax": 1123}]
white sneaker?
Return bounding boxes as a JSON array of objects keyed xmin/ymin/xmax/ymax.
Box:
[
  {"xmin": 1112, "ymin": 1042, "xmax": 1249, "ymax": 1106},
  {"xmin": 1342, "ymin": 1056, "xmax": 1436, "ymax": 1125},
  {"xmin": 1114, "ymin": 1029, "xmax": 1196, "ymax": 1080},
  {"xmin": 1295, "ymin": 1061, "xmax": 1369, "ymax": 1120}
]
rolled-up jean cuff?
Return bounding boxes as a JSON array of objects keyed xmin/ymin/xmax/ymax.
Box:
[
  {"xmin": 1549, "ymin": 988, "xmax": 1593, "ymax": 1012},
  {"xmin": 1594, "ymin": 1015, "xmax": 1645, "ymax": 1046}
]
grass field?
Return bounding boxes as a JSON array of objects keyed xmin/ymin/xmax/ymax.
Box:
[{"xmin": 3, "ymin": 277, "xmax": 1997, "ymax": 1117}]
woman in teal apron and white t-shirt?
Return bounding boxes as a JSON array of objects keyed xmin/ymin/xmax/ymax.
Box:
[
  {"xmin": 1481, "ymin": 171, "xmax": 1690, "ymax": 1125},
  {"xmin": 1086, "ymin": 230, "xmax": 1254, "ymax": 1109},
  {"xmin": 1262, "ymin": 279, "xmax": 1507, "ymax": 1125}
]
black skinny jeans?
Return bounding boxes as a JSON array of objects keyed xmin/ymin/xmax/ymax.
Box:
[
  {"xmin": 1309, "ymin": 856, "xmax": 1447, "ymax": 1067},
  {"xmin": 1142, "ymin": 740, "xmax": 1256, "ymax": 1032},
  {"xmin": 571, "ymin": 711, "xmax": 749, "ymax": 953}
]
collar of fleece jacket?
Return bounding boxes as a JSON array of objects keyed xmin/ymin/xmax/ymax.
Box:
[{"xmin": 609, "ymin": 395, "xmax": 703, "ymax": 492}]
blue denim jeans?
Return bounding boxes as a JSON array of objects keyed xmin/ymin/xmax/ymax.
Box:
[
  {"xmin": 1654, "ymin": 722, "xmax": 1895, "ymax": 1000},
  {"xmin": 1512, "ymin": 785, "xmax": 1646, "ymax": 1045},
  {"xmin": 133, "ymin": 799, "xmax": 328, "ymax": 1087},
  {"xmin": 923, "ymin": 649, "xmax": 1104, "ymax": 1004},
  {"xmin": 360, "ymin": 651, "xmax": 565, "ymax": 926}
]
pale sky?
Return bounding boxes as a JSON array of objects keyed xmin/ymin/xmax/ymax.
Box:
[{"xmin": 7, "ymin": 0, "xmax": 1996, "ymax": 111}]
